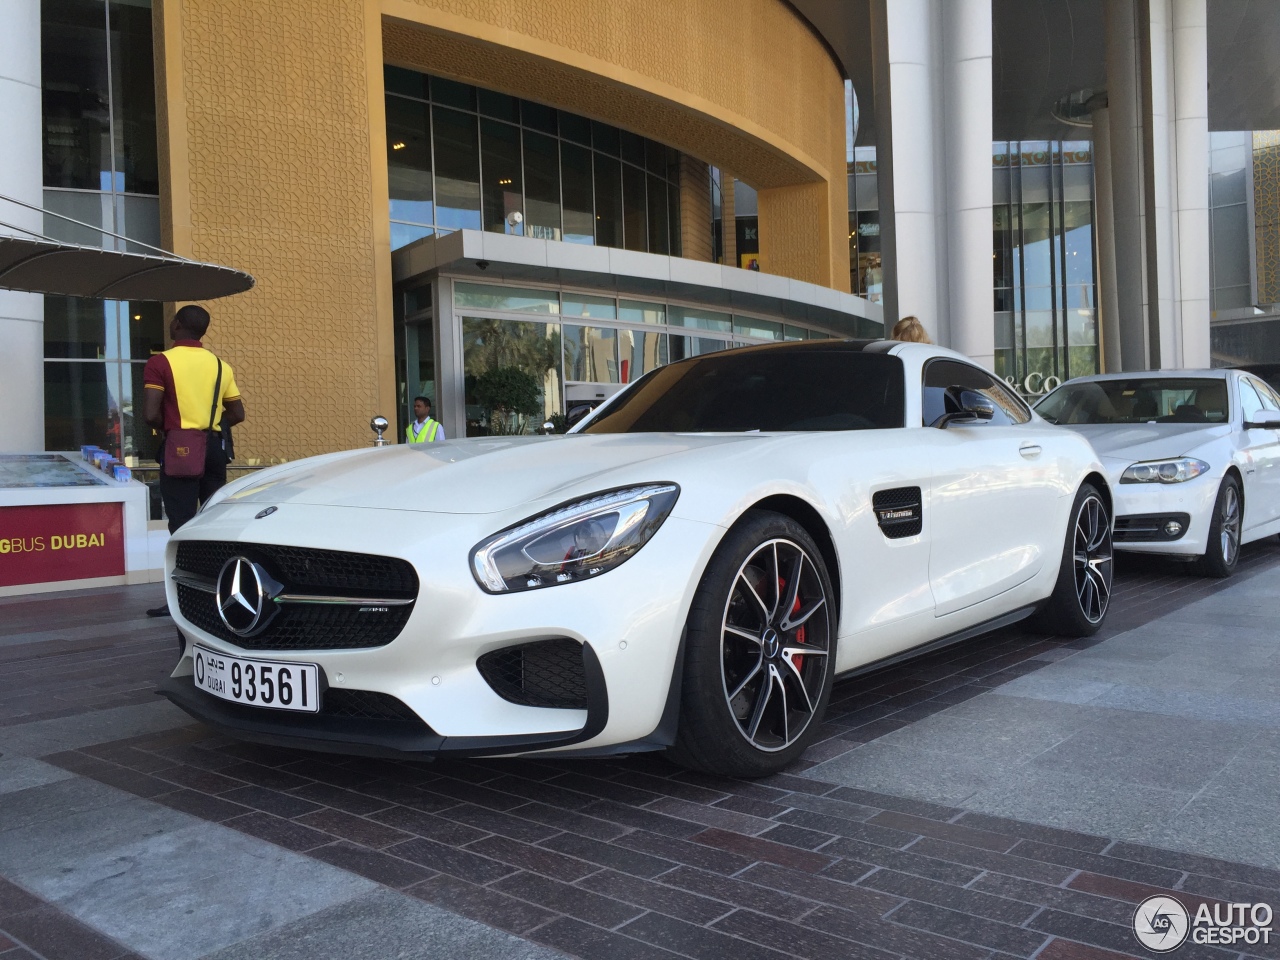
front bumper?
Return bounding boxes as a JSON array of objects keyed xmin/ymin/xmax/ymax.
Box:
[
  {"xmin": 160, "ymin": 500, "xmax": 721, "ymax": 757},
  {"xmin": 1108, "ymin": 470, "xmax": 1221, "ymax": 556}
]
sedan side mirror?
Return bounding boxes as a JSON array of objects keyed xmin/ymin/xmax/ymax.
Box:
[
  {"xmin": 565, "ymin": 403, "xmax": 595, "ymax": 430},
  {"xmin": 932, "ymin": 386, "xmax": 996, "ymax": 428},
  {"xmin": 1244, "ymin": 409, "xmax": 1280, "ymax": 430}
]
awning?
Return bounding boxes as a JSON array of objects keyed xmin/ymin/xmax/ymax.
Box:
[{"xmin": 0, "ymin": 195, "xmax": 254, "ymax": 301}]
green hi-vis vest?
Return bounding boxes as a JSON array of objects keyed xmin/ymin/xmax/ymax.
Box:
[{"xmin": 407, "ymin": 418, "xmax": 440, "ymax": 443}]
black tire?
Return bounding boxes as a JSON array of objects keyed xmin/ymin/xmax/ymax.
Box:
[
  {"xmin": 1195, "ymin": 475, "xmax": 1242, "ymax": 578},
  {"xmin": 1033, "ymin": 483, "xmax": 1113, "ymax": 637},
  {"xmin": 667, "ymin": 511, "xmax": 837, "ymax": 777}
]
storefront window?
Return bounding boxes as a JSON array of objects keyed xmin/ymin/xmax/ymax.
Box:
[
  {"xmin": 461, "ymin": 318, "xmax": 562, "ymax": 436},
  {"xmin": 564, "ymin": 325, "xmax": 619, "ymax": 383},
  {"xmin": 385, "ymin": 66, "xmax": 683, "ymax": 254}
]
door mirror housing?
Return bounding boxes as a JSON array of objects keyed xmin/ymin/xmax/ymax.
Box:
[
  {"xmin": 932, "ymin": 386, "xmax": 996, "ymax": 428},
  {"xmin": 565, "ymin": 403, "xmax": 595, "ymax": 430},
  {"xmin": 1244, "ymin": 409, "xmax": 1280, "ymax": 430}
]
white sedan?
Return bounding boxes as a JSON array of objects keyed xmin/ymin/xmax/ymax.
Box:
[
  {"xmin": 159, "ymin": 340, "xmax": 1113, "ymax": 777},
  {"xmin": 1034, "ymin": 368, "xmax": 1280, "ymax": 577}
]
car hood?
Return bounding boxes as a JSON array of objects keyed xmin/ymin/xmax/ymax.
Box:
[
  {"xmin": 218, "ymin": 434, "xmax": 758, "ymax": 515},
  {"xmin": 1060, "ymin": 422, "xmax": 1230, "ymax": 464}
]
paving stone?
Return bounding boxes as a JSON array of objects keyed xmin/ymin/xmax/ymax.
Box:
[
  {"xmin": 575, "ymin": 869, "xmax": 731, "ymax": 925},
  {"xmin": 712, "ymin": 908, "xmax": 899, "ymax": 960},
  {"xmin": 620, "ymin": 910, "xmax": 795, "ymax": 960},
  {"xmin": 492, "ymin": 871, "xmax": 641, "ymax": 928},
  {"xmin": 530, "ymin": 915, "xmax": 685, "ymax": 960}
]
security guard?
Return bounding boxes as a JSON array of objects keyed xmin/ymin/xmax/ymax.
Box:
[{"xmin": 407, "ymin": 396, "xmax": 445, "ymax": 443}]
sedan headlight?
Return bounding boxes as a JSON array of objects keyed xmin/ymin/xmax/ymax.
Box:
[
  {"xmin": 1120, "ymin": 458, "xmax": 1211, "ymax": 484},
  {"xmin": 470, "ymin": 484, "xmax": 680, "ymax": 593}
]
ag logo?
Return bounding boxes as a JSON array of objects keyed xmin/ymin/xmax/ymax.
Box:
[
  {"xmin": 1134, "ymin": 895, "xmax": 1190, "ymax": 952},
  {"xmin": 215, "ymin": 557, "xmax": 279, "ymax": 636}
]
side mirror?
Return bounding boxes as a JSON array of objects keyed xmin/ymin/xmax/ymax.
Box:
[
  {"xmin": 932, "ymin": 386, "xmax": 996, "ymax": 428},
  {"xmin": 565, "ymin": 403, "xmax": 594, "ymax": 430},
  {"xmin": 1244, "ymin": 409, "xmax": 1280, "ymax": 430}
]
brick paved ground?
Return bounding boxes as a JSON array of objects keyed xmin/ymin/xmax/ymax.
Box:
[{"xmin": 2, "ymin": 543, "xmax": 1279, "ymax": 960}]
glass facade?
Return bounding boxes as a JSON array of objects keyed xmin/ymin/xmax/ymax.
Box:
[
  {"xmin": 41, "ymin": 0, "xmax": 163, "ymax": 463},
  {"xmin": 1208, "ymin": 131, "xmax": 1255, "ymax": 314},
  {"xmin": 847, "ymin": 145, "xmax": 881, "ymax": 302},
  {"xmin": 385, "ymin": 67, "xmax": 682, "ymax": 254},
  {"xmin": 992, "ymin": 141, "xmax": 1098, "ymax": 387}
]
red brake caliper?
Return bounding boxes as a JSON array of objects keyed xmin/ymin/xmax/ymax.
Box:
[{"xmin": 779, "ymin": 577, "xmax": 805, "ymax": 671}]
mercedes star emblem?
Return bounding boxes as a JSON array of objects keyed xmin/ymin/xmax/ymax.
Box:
[{"xmin": 215, "ymin": 557, "xmax": 273, "ymax": 636}]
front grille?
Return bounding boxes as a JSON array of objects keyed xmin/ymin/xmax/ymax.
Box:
[
  {"xmin": 1114, "ymin": 513, "xmax": 1191, "ymax": 543},
  {"xmin": 872, "ymin": 486, "xmax": 923, "ymax": 539},
  {"xmin": 174, "ymin": 540, "xmax": 418, "ymax": 651},
  {"xmin": 477, "ymin": 639, "xmax": 589, "ymax": 709},
  {"xmin": 175, "ymin": 541, "xmax": 417, "ymax": 595},
  {"xmin": 322, "ymin": 689, "xmax": 422, "ymax": 723}
]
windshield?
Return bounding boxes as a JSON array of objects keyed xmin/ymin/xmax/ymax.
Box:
[
  {"xmin": 582, "ymin": 347, "xmax": 905, "ymax": 433},
  {"xmin": 1035, "ymin": 378, "xmax": 1229, "ymax": 425}
]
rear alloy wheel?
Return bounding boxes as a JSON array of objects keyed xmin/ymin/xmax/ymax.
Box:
[
  {"xmin": 1033, "ymin": 483, "xmax": 1113, "ymax": 637},
  {"xmin": 1196, "ymin": 475, "xmax": 1242, "ymax": 578},
  {"xmin": 668, "ymin": 511, "xmax": 836, "ymax": 777}
]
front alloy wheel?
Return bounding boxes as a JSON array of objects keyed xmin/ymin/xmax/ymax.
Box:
[
  {"xmin": 1197, "ymin": 475, "xmax": 1242, "ymax": 578},
  {"xmin": 1034, "ymin": 482, "xmax": 1112, "ymax": 636},
  {"xmin": 669, "ymin": 511, "xmax": 837, "ymax": 777}
]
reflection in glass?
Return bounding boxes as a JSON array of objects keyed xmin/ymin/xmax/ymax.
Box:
[
  {"xmin": 619, "ymin": 300, "xmax": 665, "ymax": 325},
  {"xmin": 524, "ymin": 131, "xmax": 561, "ymax": 241},
  {"xmin": 43, "ymin": 189, "xmax": 112, "ymax": 247},
  {"xmin": 622, "ymin": 163, "xmax": 647, "ymax": 251},
  {"xmin": 562, "ymin": 294, "xmax": 616, "ymax": 320},
  {"xmin": 110, "ymin": 0, "xmax": 158, "ymax": 194},
  {"xmin": 564, "ymin": 325, "xmax": 619, "ymax": 383},
  {"xmin": 42, "ymin": 0, "xmax": 111, "ymax": 190},
  {"xmin": 733, "ymin": 317, "xmax": 782, "ymax": 340},
  {"xmin": 594, "ymin": 154, "xmax": 622, "ymax": 248},
  {"xmin": 562, "ymin": 143, "xmax": 595, "ymax": 244},
  {"xmin": 481, "ymin": 118, "xmax": 523, "ymax": 234},
  {"xmin": 386, "ymin": 96, "xmax": 433, "ymax": 226},
  {"xmin": 647, "ymin": 175, "xmax": 669, "ymax": 256},
  {"xmin": 45, "ymin": 360, "xmax": 117, "ymax": 455},
  {"xmin": 618, "ymin": 329, "xmax": 666, "ymax": 383},
  {"xmin": 462, "ymin": 318, "xmax": 562, "ymax": 436},
  {"xmin": 433, "ymin": 106, "xmax": 482, "ymax": 230},
  {"xmin": 669, "ymin": 336, "xmax": 727, "ymax": 361},
  {"xmin": 44, "ymin": 296, "xmax": 115, "ymax": 360},
  {"xmin": 125, "ymin": 301, "xmax": 164, "ymax": 361},
  {"xmin": 115, "ymin": 193, "xmax": 161, "ymax": 253},
  {"xmin": 391, "ymin": 222, "xmax": 433, "ymax": 250},
  {"xmin": 669, "ymin": 306, "xmax": 732, "ymax": 333},
  {"xmin": 455, "ymin": 282, "xmax": 559, "ymax": 315}
]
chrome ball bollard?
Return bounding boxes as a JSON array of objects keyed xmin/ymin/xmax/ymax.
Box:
[{"xmin": 370, "ymin": 415, "xmax": 389, "ymax": 447}]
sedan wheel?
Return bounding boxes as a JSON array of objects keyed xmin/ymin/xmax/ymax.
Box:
[
  {"xmin": 1196, "ymin": 476, "xmax": 1242, "ymax": 578},
  {"xmin": 669, "ymin": 511, "xmax": 837, "ymax": 777}
]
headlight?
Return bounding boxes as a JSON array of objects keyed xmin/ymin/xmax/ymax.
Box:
[
  {"xmin": 470, "ymin": 484, "xmax": 679, "ymax": 593},
  {"xmin": 1120, "ymin": 458, "xmax": 1211, "ymax": 484}
]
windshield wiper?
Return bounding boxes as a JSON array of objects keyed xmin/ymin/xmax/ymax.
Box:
[{"xmin": 1040, "ymin": 414, "xmax": 1058, "ymax": 424}]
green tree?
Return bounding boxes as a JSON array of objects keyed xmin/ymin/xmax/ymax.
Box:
[{"xmin": 474, "ymin": 366, "xmax": 542, "ymax": 435}]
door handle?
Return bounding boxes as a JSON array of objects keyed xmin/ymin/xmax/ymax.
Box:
[{"xmin": 1019, "ymin": 444, "xmax": 1042, "ymax": 459}]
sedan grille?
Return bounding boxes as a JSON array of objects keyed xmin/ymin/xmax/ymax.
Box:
[
  {"xmin": 477, "ymin": 639, "xmax": 589, "ymax": 709},
  {"xmin": 174, "ymin": 541, "xmax": 417, "ymax": 651}
]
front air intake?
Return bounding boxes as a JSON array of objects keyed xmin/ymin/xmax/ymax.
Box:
[{"xmin": 477, "ymin": 638, "xmax": 589, "ymax": 709}]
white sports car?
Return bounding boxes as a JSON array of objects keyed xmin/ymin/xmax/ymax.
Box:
[
  {"xmin": 159, "ymin": 340, "xmax": 1114, "ymax": 776},
  {"xmin": 1034, "ymin": 368, "xmax": 1280, "ymax": 578}
]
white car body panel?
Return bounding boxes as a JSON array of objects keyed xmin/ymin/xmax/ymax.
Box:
[
  {"xmin": 1038, "ymin": 368, "xmax": 1280, "ymax": 557},
  {"xmin": 161, "ymin": 341, "xmax": 1109, "ymax": 759}
]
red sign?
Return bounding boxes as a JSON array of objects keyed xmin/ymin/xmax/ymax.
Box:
[{"xmin": 0, "ymin": 503, "xmax": 125, "ymax": 587}]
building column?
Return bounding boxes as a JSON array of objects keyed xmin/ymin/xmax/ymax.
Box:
[
  {"xmin": 1172, "ymin": 0, "xmax": 1210, "ymax": 367},
  {"xmin": 1092, "ymin": 104, "xmax": 1123, "ymax": 372},
  {"xmin": 0, "ymin": 1, "xmax": 44, "ymax": 451},
  {"xmin": 943, "ymin": 0, "xmax": 994, "ymax": 367},
  {"xmin": 871, "ymin": 0, "xmax": 992, "ymax": 363},
  {"xmin": 1105, "ymin": 0, "xmax": 1151, "ymax": 371}
]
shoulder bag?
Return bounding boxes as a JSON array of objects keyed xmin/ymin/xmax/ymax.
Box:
[{"xmin": 162, "ymin": 359, "xmax": 222, "ymax": 478}]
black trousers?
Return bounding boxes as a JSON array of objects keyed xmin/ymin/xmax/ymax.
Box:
[{"xmin": 160, "ymin": 439, "xmax": 228, "ymax": 533}]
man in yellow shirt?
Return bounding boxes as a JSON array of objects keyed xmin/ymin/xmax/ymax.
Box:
[
  {"xmin": 406, "ymin": 396, "xmax": 445, "ymax": 442},
  {"xmin": 142, "ymin": 304, "xmax": 245, "ymax": 616}
]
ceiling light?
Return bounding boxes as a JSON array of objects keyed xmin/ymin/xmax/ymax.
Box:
[{"xmin": 391, "ymin": 142, "xmax": 406, "ymax": 150}]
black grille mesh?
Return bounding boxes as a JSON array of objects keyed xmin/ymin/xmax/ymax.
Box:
[
  {"xmin": 322, "ymin": 689, "xmax": 422, "ymax": 723},
  {"xmin": 477, "ymin": 639, "xmax": 588, "ymax": 709},
  {"xmin": 177, "ymin": 583, "xmax": 414, "ymax": 650},
  {"xmin": 175, "ymin": 541, "xmax": 417, "ymax": 595},
  {"xmin": 872, "ymin": 486, "xmax": 923, "ymax": 539}
]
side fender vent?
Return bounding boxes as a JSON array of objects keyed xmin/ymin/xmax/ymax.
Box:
[{"xmin": 873, "ymin": 486, "xmax": 922, "ymax": 539}]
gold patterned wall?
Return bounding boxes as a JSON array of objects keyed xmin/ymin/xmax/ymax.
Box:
[
  {"xmin": 156, "ymin": 0, "xmax": 394, "ymax": 463},
  {"xmin": 1255, "ymin": 131, "xmax": 1280, "ymax": 306},
  {"xmin": 155, "ymin": 0, "xmax": 851, "ymax": 462}
]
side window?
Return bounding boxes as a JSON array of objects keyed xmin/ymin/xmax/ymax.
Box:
[
  {"xmin": 922, "ymin": 360, "xmax": 1031, "ymax": 427},
  {"xmin": 1239, "ymin": 378, "xmax": 1266, "ymax": 423},
  {"xmin": 1250, "ymin": 378, "xmax": 1280, "ymax": 412}
]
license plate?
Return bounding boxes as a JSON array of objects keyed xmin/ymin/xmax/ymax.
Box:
[{"xmin": 193, "ymin": 645, "xmax": 319, "ymax": 713}]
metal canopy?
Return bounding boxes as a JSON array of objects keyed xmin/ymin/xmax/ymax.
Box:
[{"xmin": 0, "ymin": 195, "xmax": 253, "ymax": 301}]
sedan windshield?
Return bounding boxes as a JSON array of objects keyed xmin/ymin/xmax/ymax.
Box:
[
  {"xmin": 582, "ymin": 347, "xmax": 905, "ymax": 433},
  {"xmin": 1035, "ymin": 378, "xmax": 1229, "ymax": 425}
]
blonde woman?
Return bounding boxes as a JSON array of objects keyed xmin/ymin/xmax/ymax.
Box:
[{"xmin": 890, "ymin": 316, "xmax": 931, "ymax": 343}]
